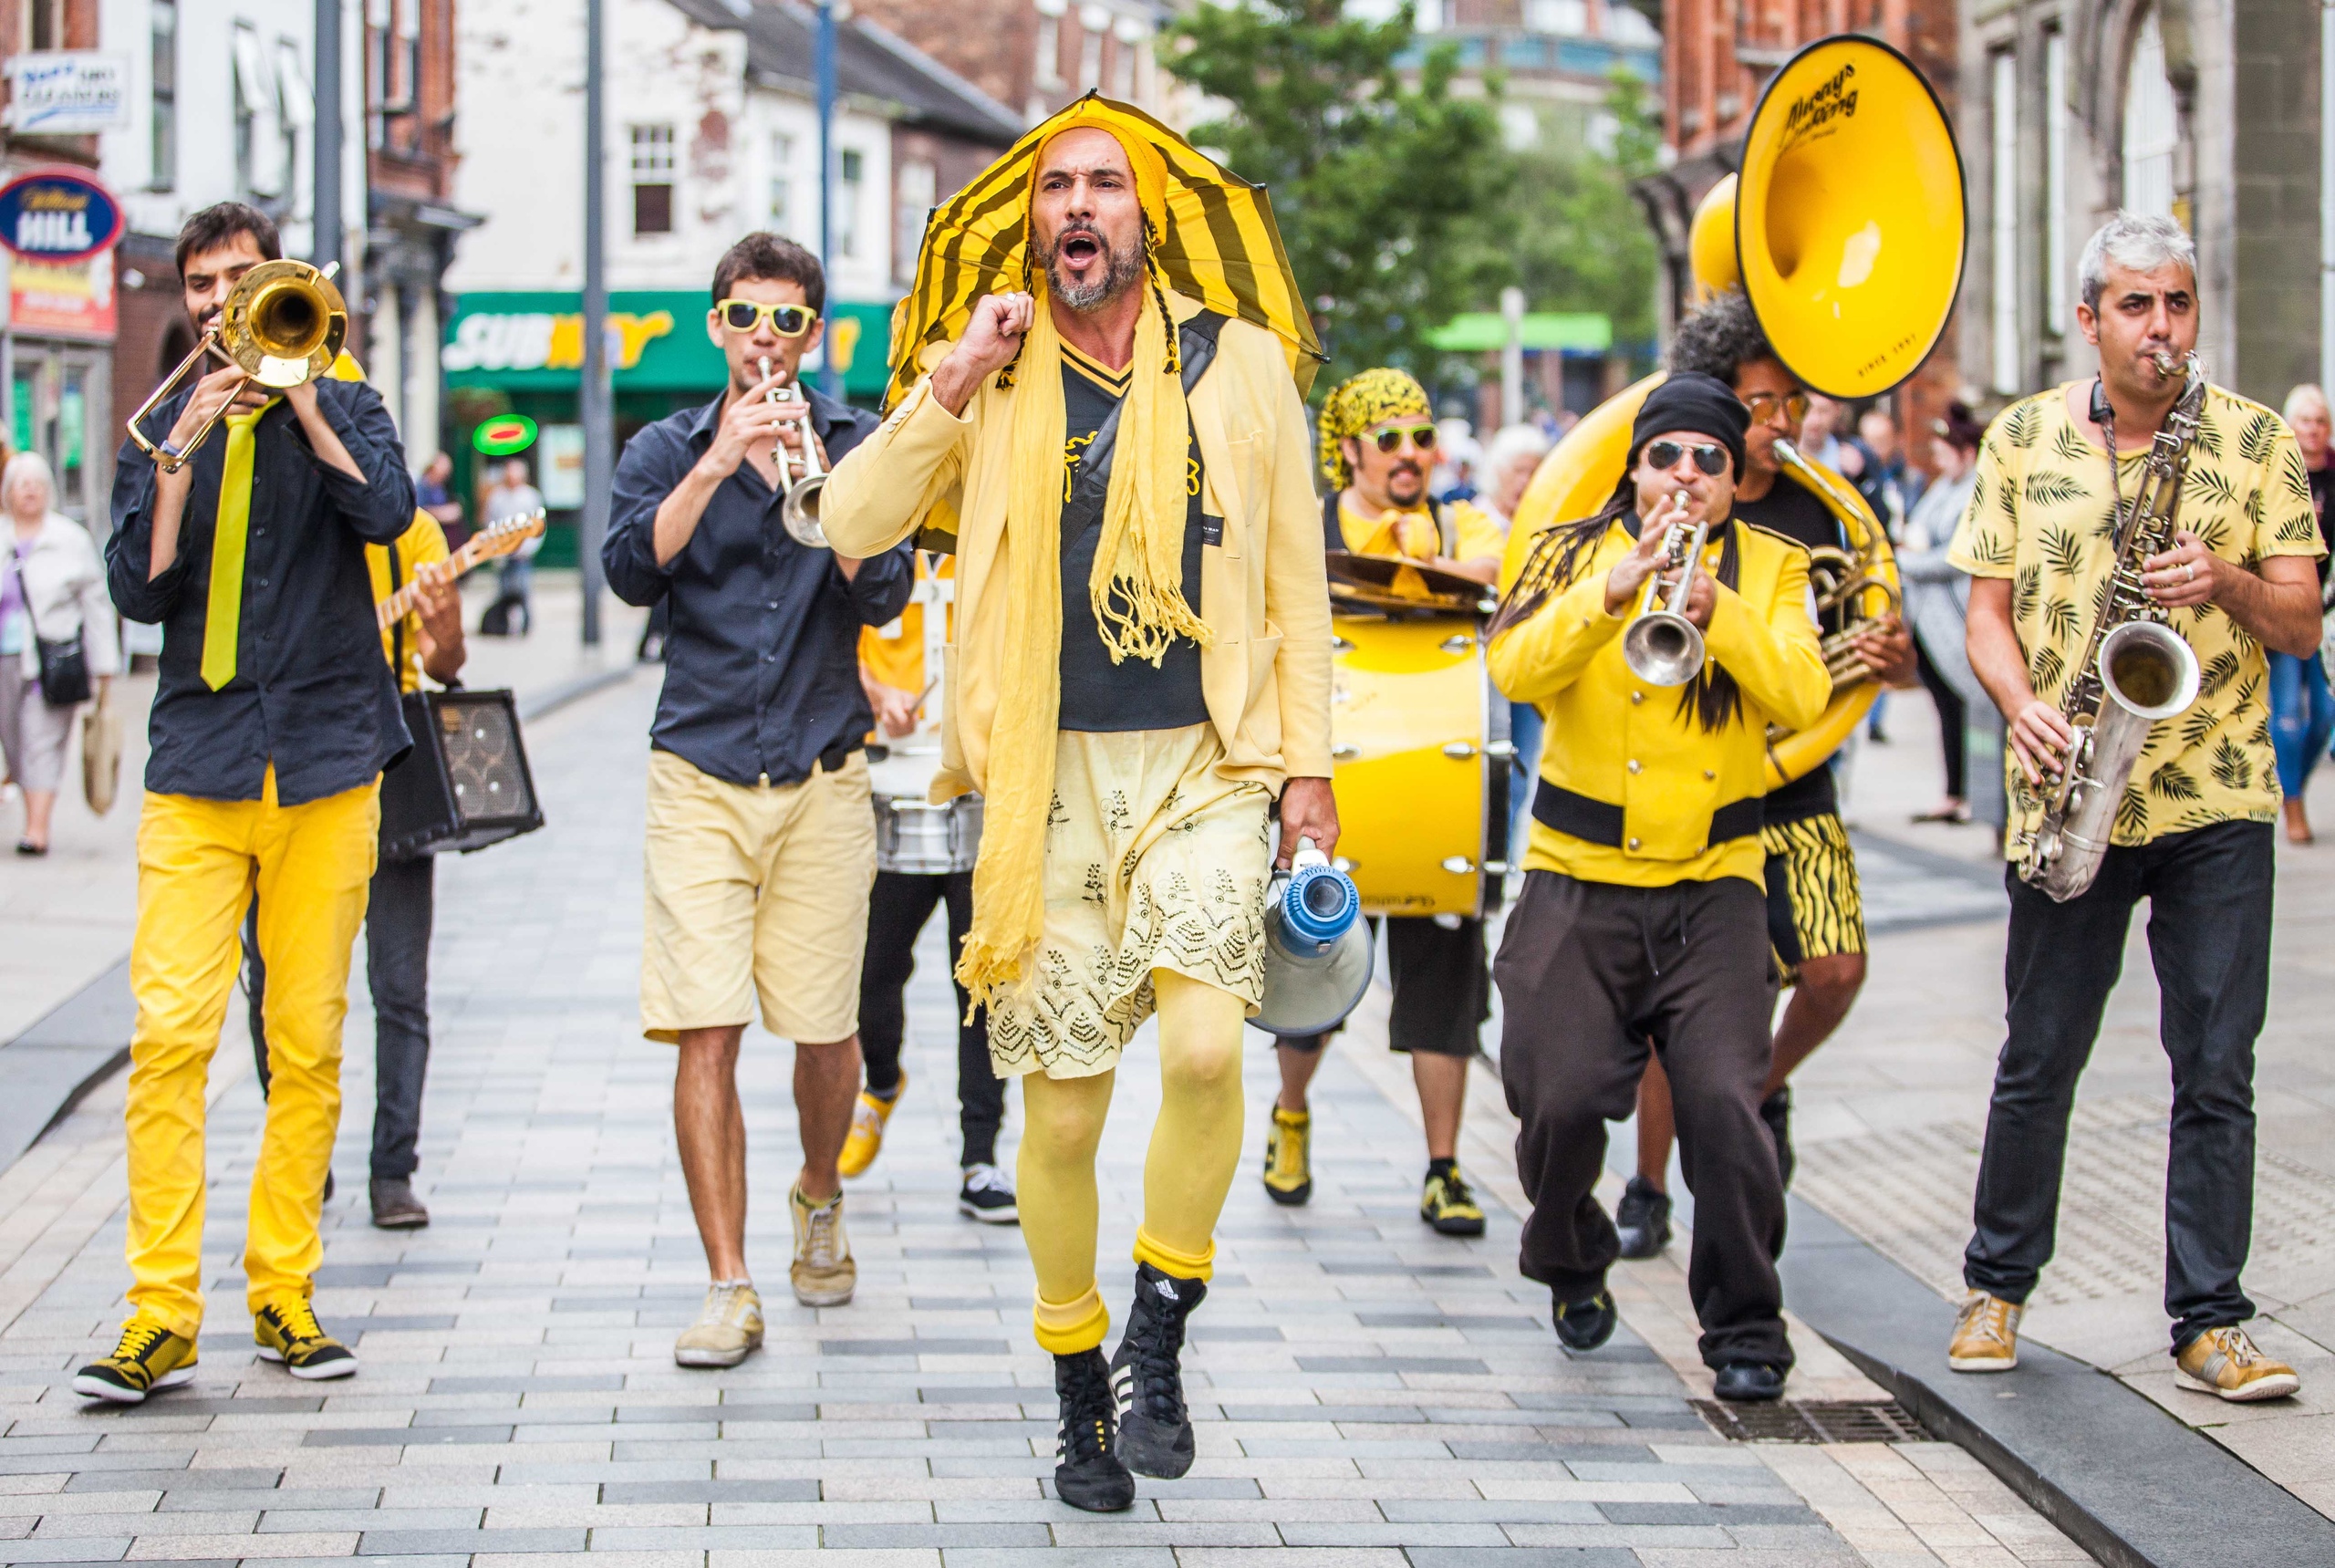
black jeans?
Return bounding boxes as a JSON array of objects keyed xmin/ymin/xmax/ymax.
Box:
[
  {"xmin": 1915, "ymin": 640, "xmax": 1967, "ymax": 799},
  {"xmin": 859, "ymin": 868, "xmax": 1004, "ymax": 1168},
  {"xmin": 247, "ymin": 855, "xmax": 436, "ymax": 1182},
  {"xmin": 1494, "ymin": 870, "xmax": 1790, "ymax": 1371},
  {"xmin": 1965, "ymin": 820, "xmax": 2271, "ymax": 1350}
]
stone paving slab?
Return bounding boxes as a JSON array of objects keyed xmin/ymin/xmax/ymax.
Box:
[{"xmin": 0, "ymin": 677, "xmax": 2095, "ymax": 1564}]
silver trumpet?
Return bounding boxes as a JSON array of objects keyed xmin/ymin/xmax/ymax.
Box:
[
  {"xmin": 1622, "ymin": 493, "xmax": 1710, "ymax": 687},
  {"xmin": 759, "ymin": 356, "xmax": 829, "ymax": 549}
]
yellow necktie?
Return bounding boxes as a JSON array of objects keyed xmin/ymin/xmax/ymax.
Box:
[{"xmin": 199, "ymin": 406, "xmax": 272, "ymax": 691}]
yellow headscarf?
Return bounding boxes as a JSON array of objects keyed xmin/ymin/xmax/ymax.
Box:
[
  {"xmin": 955, "ymin": 109, "xmax": 1214, "ymax": 1012},
  {"xmin": 1318, "ymin": 368, "xmax": 1433, "ymax": 490}
]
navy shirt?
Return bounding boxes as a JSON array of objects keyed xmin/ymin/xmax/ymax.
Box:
[
  {"xmin": 108, "ymin": 379, "xmax": 417, "ymax": 805},
  {"xmin": 604, "ymin": 384, "xmax": 915, "ymax": 787}
]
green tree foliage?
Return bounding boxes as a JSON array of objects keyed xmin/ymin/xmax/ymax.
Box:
[{"xmin": 1160, "ymin": 0, "xmax": 1510, "ymax": 388}]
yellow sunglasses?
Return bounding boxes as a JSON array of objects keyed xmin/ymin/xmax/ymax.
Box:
[{"xmin": 715, "ymin": 299, "xmax": 818, "ymax": 337}]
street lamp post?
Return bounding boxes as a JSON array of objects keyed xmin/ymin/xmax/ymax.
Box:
[
  {"xmin": 579, "ymin": 0, "xmax": 611, "ymax": 647},
  {"xmin": 314, "ymin": 0, "xmax": 341, "ymax": 272},
  {"xmin": 816, "ymin": 0, "xmax": 839, "ymax": 400}
]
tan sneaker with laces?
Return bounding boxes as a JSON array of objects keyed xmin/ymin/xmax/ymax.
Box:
[
  {"xmin": 1948, "ymin": 1291, "xmax": 2022, "ymax": 1372},
  {"xmin": 674, "ymin": 1282, "xmax": 763, "ymax": 1368},
  {"xmin": 2175, "ymin": 1325, "xmax": 2300, "ymax": 1403},
  {"xmin": 791, "ymin": 1183, "xmax": 856, "ymax": 1306}
]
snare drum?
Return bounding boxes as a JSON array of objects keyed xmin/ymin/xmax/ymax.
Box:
[
  {"xmin": 1329, "ymin": 612, "xmax": 1510, "ymax": 918},
  {"xmin": 868, "ymin": 744, "xmax": 983, "ymax": 875}
]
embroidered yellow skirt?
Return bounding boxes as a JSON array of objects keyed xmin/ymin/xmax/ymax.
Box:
[{"xmin": 987, "ymin": 723, "xmax": 1275, "ymax": 1080}]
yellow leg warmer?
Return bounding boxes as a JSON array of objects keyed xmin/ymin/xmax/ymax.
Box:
[
  {"xmin": 1017, "ymin": 1067, "xmax": 1116, "ymax": 1353},
  {"xmin": 1139, "ymin": 971, "xmax": 1247, "ymax": 1279}
]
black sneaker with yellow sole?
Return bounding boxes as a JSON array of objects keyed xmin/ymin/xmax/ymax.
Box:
[
  {"xmin": 254, "ymin": 1301, "xmax": 358, "ymax": 1380},
  {"xmin": 1420, "ymin": 1161, "xmax": 1486, "ymax": 1236},
  {"xmin": 73, "ymin": 1319, "xmax": 197, "ymax": 1404}
]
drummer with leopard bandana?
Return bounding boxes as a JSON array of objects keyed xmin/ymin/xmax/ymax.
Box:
[{"xmin": 1261, "ymin": 367, "xmax": 1505, "ymax": 1236}]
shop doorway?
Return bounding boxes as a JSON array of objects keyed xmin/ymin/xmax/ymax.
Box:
[{"xmin": 9, "ymin": 338, "xmax": 112, "ymax": 527}]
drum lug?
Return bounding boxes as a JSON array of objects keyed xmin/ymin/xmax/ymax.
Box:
[
  {"xmin": 1441, "ymin": 741, "xmax": 1477, "ymax": 759},
  {"xmin": 1333, "ymin": 856, "xmax": 1356, "ymax": 874},
  {"xmin": 1332, "ymin": 636, "xmax": 1356, "ymax": 653},
  {"xmin": 1484, "ymin": 740, "xmax": 1516, "ymax": 759},
  {"xmin": 1439, "ymin": 634, "xmax": 1475, "ymax": 653},
  {"xmin": 1440, "ymin": 856, "xmax": 1476, "ymax": 875},
  {"xmin": 1483, "ymin": 859, "xmax": 1508, "ymax": 875},
  {"xmin": 1332, "ymin": 743, "xmax": 1360, "ymax": 762}
]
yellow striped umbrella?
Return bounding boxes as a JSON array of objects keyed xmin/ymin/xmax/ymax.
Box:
[{"xmin": 883, "ymin": 91, "xmax": 1324, "ymax": 410}]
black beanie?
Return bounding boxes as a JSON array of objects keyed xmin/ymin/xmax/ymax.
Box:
[{"xmin": 1629, "ymin": 372, "xmax": 1750, "ymax": 482}]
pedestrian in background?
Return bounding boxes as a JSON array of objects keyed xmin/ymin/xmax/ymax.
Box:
[
  {"xmin": 2273, "ymin": 383, "xmax": 2334, "ymax": 843},
  {"xmin": 1477, "ymin": 421, "xmax": 1551, "ymax": 853},
  {"xmin": 479, "ymin": 458, "xmax": 544, "ymax": 636},
  {"xmin": 415, "ymin": 451, "xmax": 465, "ymax": 550},
  {"xmin": 1899, "ymin": 403, "xmax": 1985, "ymax": 823},
  {"xmin": 1, "ymin": 451, "xmax": 119, "ymax": 855}
]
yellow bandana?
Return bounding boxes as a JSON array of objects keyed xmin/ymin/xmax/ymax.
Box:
[{"xmin": 1318, "ymin": 368, "xmax": 1432, "ymax": 491}]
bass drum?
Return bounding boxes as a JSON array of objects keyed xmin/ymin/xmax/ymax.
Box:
[
  {"xmin": 868, "ymin": 743, "xmax": 983, "ymax": 875},
  {"xmin": 1328, "ymin": 612, "xmax": 1510, "ymax": 919}
]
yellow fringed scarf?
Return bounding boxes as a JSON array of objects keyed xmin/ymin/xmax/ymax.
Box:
[{"xmin": 955, "ymin": 172, "xmax": 1214, "ymax": 1013}]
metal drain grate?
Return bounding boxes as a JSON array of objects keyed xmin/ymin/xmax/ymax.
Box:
[{"xmin": 1689, "ymin": 1398, "xmax": 1928, "ymax": 1443}]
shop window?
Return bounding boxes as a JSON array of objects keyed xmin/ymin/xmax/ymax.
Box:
[
  {"xmin": 2122, "ymin": 12, "xmax": 2178, "ymax": 221},
  {"xmin": 150, "ymin": 0, "xmax": 176, "ymax": 190},
  {"xmin": 631, "ymin": 124, "xmax": 676, "ymax": 235},
  {"xmin": 895, "ymin": 158, "xmax": 936, "ymax": 284},
  {"xmin": 836, "ymin": 149, "xmax": 864, "ymax": 259},
  {"xmin": 769, "ymin": 131, "xmax": 794, "ymax": 229}
]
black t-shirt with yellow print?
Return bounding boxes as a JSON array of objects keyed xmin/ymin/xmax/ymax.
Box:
[{"xmin": 1057, "ymin": 342, "xmax": 1212, "ymax": 732}]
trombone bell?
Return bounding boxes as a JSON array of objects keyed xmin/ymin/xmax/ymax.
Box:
[{"xmin": 125, "ymin": 258, "xmax": 348, "ymax": 472}]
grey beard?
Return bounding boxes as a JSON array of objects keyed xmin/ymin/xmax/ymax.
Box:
[{"xmin": 1043, "ymin": 236, "xmax": 1145, "ymax": 314}]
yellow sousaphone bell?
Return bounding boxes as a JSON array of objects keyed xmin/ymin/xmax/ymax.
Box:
[{"xmin": 1501, "ymin": 34, "xmax": 1966, "ymax": 786}]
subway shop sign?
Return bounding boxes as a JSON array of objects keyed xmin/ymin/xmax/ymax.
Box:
[{"xmin": 442, "ymin": 291, "xmax": 892, "ymax": 399}]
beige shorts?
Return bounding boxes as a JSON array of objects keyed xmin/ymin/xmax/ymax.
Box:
[
  {"xmin": 640, "ymin": 747, "xmax": 876, "ymax": 1044},
  {"xmin": 988, "ymin": 723, "xmax": 1275, "ymax": 1081}
]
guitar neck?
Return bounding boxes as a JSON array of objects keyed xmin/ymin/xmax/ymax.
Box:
[{"xmin": 376, "ymin": 535, "xmax": 490, "ymax": 630}]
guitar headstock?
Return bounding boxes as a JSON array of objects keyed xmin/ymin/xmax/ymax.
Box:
[{"xmin": 472, "ymin": 507, "xmax": 547, "ymax": 562}]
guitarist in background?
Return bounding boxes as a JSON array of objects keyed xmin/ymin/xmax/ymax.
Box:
[{"xmin": 244, "ymin": 510, "xmax": 467, "ymax": 1231}]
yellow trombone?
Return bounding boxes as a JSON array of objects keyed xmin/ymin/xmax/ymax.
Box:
[{"xmin": 127, "ymin": 259, "xmax": 349, "ymax": 473}]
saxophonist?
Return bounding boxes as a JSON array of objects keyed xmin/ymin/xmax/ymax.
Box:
[{"xmin": 1947, "ymin": 213, "xmax": 2321, "ymax": 1402}]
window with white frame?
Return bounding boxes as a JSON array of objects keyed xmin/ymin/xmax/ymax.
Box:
[
  {"xmin": 149, "ymin": 0, "xmax": 176, "ymax": 190},
  {"xmin": 768, "ymin": 131, "xmax": 795, "ymax": 230},
  {"xmin": 895, "ymin": 158, "xmax": 936, "ymax": 284},
  {"xmin": 632, "ymin": 123, "xmax": 676, "ymax": 235},
  {"xmin": 1078, "ymin": 5, "xmax": 1107, "ymax": 90},
  {"xmin": 1033, "ymin": 0, "xmax": 1066, "ymax": 88},
  {"xmin": 2045, "ymin": 29, "xmax": 2070, "ymax": 327},
  {"xmin": 2122, "ymin": 11, "xmax": 2177, "ymax": 220},
  {"xmin": 233, "ymin": 25, "xmax": 284, "ymax": 199},
  {"xmin": 1990, "ymin": 47, "xmax": 2020, "ymax": 395},
  {"xmin": 837, "ymin": 148, "xmax": 865, "ymax": 259}
]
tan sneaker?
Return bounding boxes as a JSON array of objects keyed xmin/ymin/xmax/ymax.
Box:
[
  {"xmin": 674, "ymin": 1282, "xmax": 763, "ymax": 1368},
  {"xmin": 1948, "ymin": 1291, "xmax": 2022, "ymax": 1371},
  {"xmin": 791, "ymin": 1184, "xmax": 856, "ymax": 1307},
  {"xmin": 2175, "ymin": 1325, "xmax": 2300, "ymax": 1403}
]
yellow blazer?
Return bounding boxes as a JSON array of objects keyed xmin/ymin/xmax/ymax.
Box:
[
  {"xmin": 820, "ymin": 297, "xmax": 1334, "ymax": 800},
  {"xmin": 1487, "ymin": 516, "xmax": 1828, "ymax": 888}
]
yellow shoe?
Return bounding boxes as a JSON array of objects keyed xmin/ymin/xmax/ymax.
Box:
[
  {"xmin": 1947, "ymin": 1291, "xmax": 2022, "ymax": 1372},
  {"xmin": 1421, "ymin": 1164, "xmax": 1486, "ymax": 1237},
  {"xmin": 2175, "ymin": 1325, "xmax": 2301, "ymax": 1403},
  {"xmin": 73, "ymin": 1318, "xmax": 197, "ymax": 1404},
  {"xmin": 790, "ymin": 1183, "xmax": 856, "ymax": 1307},
  {"xmin": 837, "ymin": 1075, "xmax": 907, "ymax": 1179},
  {"xmin": 1262, "ymin": 1106, "xmax": 1313, "ymax": 1206},
  {"xmin": 253, "ymin": 1299, "xmax": 358, "ymax": 1380}
]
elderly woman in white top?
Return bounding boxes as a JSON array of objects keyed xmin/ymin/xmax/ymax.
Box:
[
  {"xmin": 0, "ymin": 451, "xmax": 119, "ymax": 854},
  {"xmin": 1477, "ymin": 422, "xmax": 1552, "ymax": 852}
]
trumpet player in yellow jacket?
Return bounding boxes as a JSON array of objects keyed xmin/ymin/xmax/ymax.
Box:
[
  {"xmin": 820, "ymin": 96, "xmax": 1335, "ymax": 1511},
  {"xmin": 1486, "ymin": 374, "xmax": 1828, "ymax": 1404}
]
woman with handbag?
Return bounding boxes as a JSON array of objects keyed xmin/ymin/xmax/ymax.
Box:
[{"xmin": 1, "ymin": 451, "xmax": 119, "ymax": 854}]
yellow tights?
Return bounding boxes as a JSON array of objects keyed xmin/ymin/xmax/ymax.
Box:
[{"xmin": 1019, "ymin": 970, "xmax": 1247, "ymax": 1354}]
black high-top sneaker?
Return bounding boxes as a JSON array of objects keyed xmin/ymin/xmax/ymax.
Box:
[
  {"xmin": 1052, "ymin": 1348, "xmax": 1135, "ymax": 1511},
  {"xmin": 1108, "ymin": 1262, "xmax": 1207, "ymax": 1478}
]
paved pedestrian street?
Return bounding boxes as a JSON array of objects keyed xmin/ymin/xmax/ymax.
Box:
[{"xmin": 0, "ymin": 676, "xmax": 2093, "ymax": 1566}]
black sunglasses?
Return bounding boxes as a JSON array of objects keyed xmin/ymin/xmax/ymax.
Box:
[
  {"xmin": 1645, "ymin": 440, "xmax": 1729, "ymax": 476},
  {"xmin": 717, "ymin": 299, "xmax": 818, "ymax": 337}
]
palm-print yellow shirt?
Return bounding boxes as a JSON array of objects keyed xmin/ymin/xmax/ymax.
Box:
[{"xmin": 1947, "ymin": 382, "xmax": 2323, "ymax": 854}]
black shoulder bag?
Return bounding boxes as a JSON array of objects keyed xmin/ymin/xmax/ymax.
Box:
[{"xmin": 8, "ymin": 539, "xmax": 91, "ymax": 708}]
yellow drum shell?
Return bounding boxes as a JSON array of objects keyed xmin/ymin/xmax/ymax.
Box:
[{"xmin": 1331, "ymin": 614, "xmax": 1492, "ymax": 918}]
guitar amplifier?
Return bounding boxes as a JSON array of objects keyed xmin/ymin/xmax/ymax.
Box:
[{"xmin": 379, "ymin": 689, "xmax": 545, "ymax": 860}]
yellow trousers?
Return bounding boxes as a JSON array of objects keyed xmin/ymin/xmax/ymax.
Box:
[
  {"xmin": 1019, "ymin": 971, "xmax": 1248, "ymax": 1354},
  {"xmin": 125, "ymin": 769, "xmax": 379, "ymax": 1337}
]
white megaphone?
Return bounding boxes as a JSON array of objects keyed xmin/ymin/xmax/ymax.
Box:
[{"xmin": 1253, "ymin": 842, "xmax": 1373, "ymax": 1037}]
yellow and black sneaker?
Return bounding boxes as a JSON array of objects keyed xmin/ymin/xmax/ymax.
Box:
[
  {"xmin": 837, "ymin": 1075, "xmax": 907, "ymax": 1179},
  {"xmin": 1420, "ymin": 1160, "xmax": 1486, "ymax": 1237},
  {"xmin": 1262, "ymin": 1106, "xmax": 1313, "ymax": 1207},
  {"xmin": 254, "ymin": 1300, "xmax": 358, "ymax": 1381},
  {"xmin": 73, "ymin": 1318, "xmax": 197, "ymax": 1404}
]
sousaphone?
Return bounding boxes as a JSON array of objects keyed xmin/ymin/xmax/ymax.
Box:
[{"xmin": 1498, "ymin": 35, "xmax": 1965, "ymax": 785}]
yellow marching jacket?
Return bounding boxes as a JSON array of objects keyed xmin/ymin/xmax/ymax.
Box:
[
  {"xmin": 820, "ymin": 296, "xmax": 1335, "ymax": 801},
  {"xmin": 1487, "ymin": 515, "xmax": 1829, "ymax": 888}
]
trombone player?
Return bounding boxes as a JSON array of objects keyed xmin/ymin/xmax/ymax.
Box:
[
  {"xmin": 78, "ymin": 202, "xmax": 416, "ymax": 1400},
  {"xmin": 1486, "ymin": 375, "xmax": 1828, "ymax": 1404},
  {"xmin": 1946, "ymin": 214, "xmax": 2318, "ymax": 1400}
]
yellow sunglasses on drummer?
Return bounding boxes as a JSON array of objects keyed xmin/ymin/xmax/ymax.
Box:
[{"xmin": 715, "ymin": 299, "xmax": 818, "ymax": 337}]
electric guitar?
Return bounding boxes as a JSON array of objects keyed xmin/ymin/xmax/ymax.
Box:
[{"xmin": 376, "ymin": 508, "xmax": 546, "ymax": 631}]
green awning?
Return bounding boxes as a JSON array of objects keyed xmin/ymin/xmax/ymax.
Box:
[{"xmin": 1427, "ymin": 311, "xmax": 1612, "ymax": 354}]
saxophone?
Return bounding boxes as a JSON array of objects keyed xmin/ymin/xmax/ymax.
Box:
[{"xmin": 2018, "ymin": 355, "xmax": 2209, "ymax": 901}]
